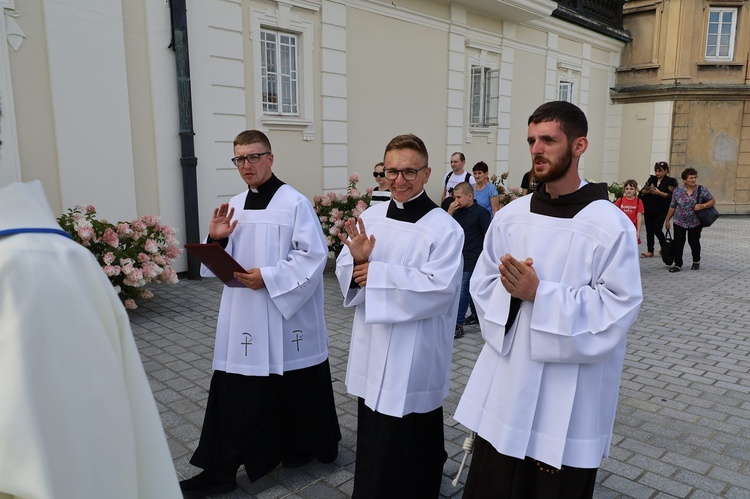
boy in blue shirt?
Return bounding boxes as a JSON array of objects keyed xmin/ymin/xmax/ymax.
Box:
[{"xmin": 447, "ymin": 182, "xmax": 491, "ymax": 338}]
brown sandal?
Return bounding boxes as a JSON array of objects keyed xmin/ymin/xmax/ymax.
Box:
[{"xmin": 640, "ymin": 252, "xmax": 654, "ymax": 258}]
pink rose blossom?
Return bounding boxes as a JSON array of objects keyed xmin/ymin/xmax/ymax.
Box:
[
  {"xmin": 103, "ymin": 265, "xmax": 121, "ymax": 277},
  {"xmin": 348, "ymin": 173, "xmax": 360, "ymax": 183},
  {"xmin": 319, "ymin": 216, "xmax": 328, "ymax": 223},
  {"xmin": 124, "ymin": 298, "xmax": 137, "ymax": 309},
  {"xmin": 103, "ymin": 252, "xmax": 116, "ymax": 265},
  {"xmin": 166, "ymin": 246, "xmax": 182, "ymax": 259},
  {"xmin": 366, "ymin": 187, "xmax": 374, "ymax": 194},
  {"xmin": 140, "ymin": 289, "xmax": 154, "ymax": 299},
  {"xmin": 116, "ymin": 223, "xmax": 133, "ymax": 237},
  {"xmin": 102, "ymin": 228, "xmax": 119, "ymax": 248},
  {"xmin": 160, "ymin": 267, "xmax": 178, "ymax": 284},
  {"xmin": 329, "ymin": 226, "xmax": 340, "ymax": 236},
  {"xmin": 141, "ymin": 262, "xmax": 162, "ymax": 279},
  {"xmin": 76, "ymin": 226, "xmax": 95, "ymax": 243},
  {"xmin": 349, "ymin": 189, "xmax": 361, "ymax": 198},
  {"xmin": 320, "ymin": 197, "xmax": 332, "ymax": 207},
  {"xmin": 141, "ymin": 215, "xmax": 161, "ymax": 227},
  {"xmin": 144, "ymin": 239, "xmax": 159, "ymax": 254},
  {"xmin": 137, "ymin": 252, "xmax": 151, "ymax": 263},
  {"xmin": 334, "ymin": 219, "xmax": 345, "ymax": 229}
]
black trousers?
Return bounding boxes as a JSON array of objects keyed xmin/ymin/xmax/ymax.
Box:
[
  {"xmin": 672, "ymin": 223, "xmax": 702, "ymax": 267},
  {"xmin": 190, "ymin": 360, "xmax": 341, "ymax": 482},
  {"xmin": 462, "ymin": 436, "xmax": 598, "ymax": 499},
  {"xmin": 353, "ymin": 398, "xmax": 446, "ymax": 499},
  {"xmin": 644, "ymin": 210, "xmax": 667, "ymax": 253}
]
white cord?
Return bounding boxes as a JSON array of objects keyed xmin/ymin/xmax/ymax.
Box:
[{"xmin": 452, "ymin": 431, "xmax": 476, "ymax": 486}]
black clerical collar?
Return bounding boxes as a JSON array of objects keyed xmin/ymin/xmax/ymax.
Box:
[
  {"xmin": 244, "ymin": 174, "xmax": 285, "ymax": 210},
  {"xmin": 386, "ymin": 190, "xmax": 437, "ymax": 223},
  {"xmin": 530, "ymin": 181, "xmax": 608, "ymax": 218}
]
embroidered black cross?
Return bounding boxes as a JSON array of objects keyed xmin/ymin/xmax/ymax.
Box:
[
  {"xmin": 292, "ymin": 330, "xmax": 304, "ymax": 352},
  {"xmin": 241, "ymin": 332, "xmax": 253, "ymax": 356}
]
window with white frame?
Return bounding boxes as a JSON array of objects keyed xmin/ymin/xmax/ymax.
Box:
[
  {"xmin": 558, "ymin": 81, "xmax": 574, "ymax": 103},
  {"xmin": 261, "ymin": 29, "xmax": 299, "ymax": 115},
  {"xmin": 705, "ymin": 8, "xmax": 737, "ymax": 60},
  {"xmin": 469, "ymin": 66, "xmax": 499, "ymax": 127}
]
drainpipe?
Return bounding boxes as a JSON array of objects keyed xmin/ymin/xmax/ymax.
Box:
[{"xmin": 169, "ymin": 0, "xmax": 201, "ymax": 279}]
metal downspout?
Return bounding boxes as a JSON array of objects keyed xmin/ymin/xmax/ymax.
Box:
[{"xmin": 169, "ymin": 0, "xmax": 200, "ymax": 279}]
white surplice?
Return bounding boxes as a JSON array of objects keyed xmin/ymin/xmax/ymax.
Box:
[
  {"xmin": 0, "ymin": 181, "xmax": 180, "ymax": 499},
  {"xmin": 454, "ymin": 192, "xmax": 643, "ymax": 469},
  {"xmin": 336, "ymin": 200, "xmax": 464, "ymax": 417},
  {"xmin": 202, "ymin": 185, "xmax": 329, "ymax": 376}
]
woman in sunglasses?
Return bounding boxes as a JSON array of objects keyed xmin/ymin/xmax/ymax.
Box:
[
  {"xmin": 370, "ymin": 161, "xmax": 391, "ymax": 205},
  {"xmin": 640, "ymin": 161, "xmax": 678, "ymax": 258}
]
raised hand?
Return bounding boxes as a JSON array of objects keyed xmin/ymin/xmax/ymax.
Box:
[
  {"xmin": 209, "ymin": 203, "xmax": 238, "ymax": 240},
  {"xmin": 338, "ymin": 217, "xmax": 376, "ymax": 265}
]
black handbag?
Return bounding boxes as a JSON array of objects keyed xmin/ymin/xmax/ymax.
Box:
[
  {"xmin": 661, "ymin": 228, "xmax": 674, "ymax": 265},
  {"xmin": 696, "ymin": 186, "xmax": 719, "ymax": 227}
]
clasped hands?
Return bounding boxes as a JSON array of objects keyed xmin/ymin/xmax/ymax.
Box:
[
  {"xmin": 338, "ymin": 217, "xmax": 376, "ymax": 287},
  {"xmin": 209, "ymin": 203, "xmax": 265, "ymax": 290},
  {"xmin": 499, "ymin": 254, "xmax": 538, "ymax": 301}
]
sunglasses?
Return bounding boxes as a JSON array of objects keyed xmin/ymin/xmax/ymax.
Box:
[{"xmin": 373, "ymin": 171, "xmax": 386, "ymax": 178}]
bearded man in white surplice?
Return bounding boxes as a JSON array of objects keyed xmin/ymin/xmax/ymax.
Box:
[
  {"xmin": 455, "ymin": 102, "xmax": 643, "ymax": 498},
  {"xmin": 180, "ymin": 130, "xmax": 340, "ymax": 496}
]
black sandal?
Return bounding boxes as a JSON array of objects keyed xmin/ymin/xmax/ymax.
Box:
[{"xmin": 669, "ymin": 266, "xmax": 681, "ymax": 273}]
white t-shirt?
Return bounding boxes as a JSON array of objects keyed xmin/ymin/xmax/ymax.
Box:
[{"xmin": 445, "ymin": 171, "xmax": 476, "ymax": 195}]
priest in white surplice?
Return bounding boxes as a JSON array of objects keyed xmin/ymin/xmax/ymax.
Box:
[
  {"xmin": 336, "ymin": 134, "xmax": 464, "ymax": 498},
  {"xmin": 454, "ymin": 102, "xmax": 643, "ymax": 498},
  {"xmin": 180, "ymin": 130, "xmax": 340, "ymax": 496},
  {"xmin": 0, "ymin": 181, "xmax": 181, "ymax": 499}
]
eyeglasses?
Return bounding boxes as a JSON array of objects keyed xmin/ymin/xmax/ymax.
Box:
[
  {"xmin": 373, "ymin": 171, "xmax": 386, "ymax": 178},
  {"xmin": 232, "ymin": 152, "xmax": 270, "ymax": 167},
  {"xmin": 384, "ymin": 166, "xmax": 427, "ymax": 181}
]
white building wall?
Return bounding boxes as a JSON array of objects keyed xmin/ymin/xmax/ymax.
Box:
[
  {"xmin": 42, "ymin": 0, "xmax": 138, "ymax": 221},
  {"xmin": 0, "ymin": 1, "xmax": 22, "ymax": 188}
]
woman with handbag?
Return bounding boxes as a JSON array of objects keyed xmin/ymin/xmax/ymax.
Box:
[
  {"xmin": 664, "ymin": 167, "xmax": 715, "ymax": 272},
  {"xmin": 640, "ymin": 161, "xmax": 678, "ymax": 258}
]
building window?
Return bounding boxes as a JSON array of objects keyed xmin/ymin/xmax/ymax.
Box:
[
  {"xmin": 261, "ymin": 29, "xmax": 299, "ymax": 115},
  {"xmin": 705, "ymin": 8, "xmax": 737, "ymax": 60},
  {"xmin": 469, "ymin": 66, "xmax": 499, "ymax": 127},
  {"xmin": 558, "ymin": 81, "xmax": 574, "ymax": 103}
]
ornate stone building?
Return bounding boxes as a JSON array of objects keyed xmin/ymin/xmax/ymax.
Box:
[{"xmin": 613, "ymin": 0, "xmax": 750, "ymax": 213}]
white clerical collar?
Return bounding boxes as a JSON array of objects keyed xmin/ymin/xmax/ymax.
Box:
[
  {"xmin": 579, "ymin": 179, "xmax": 587, "ymax": 189},
  {"xmin": 392, "ymin": 190, "xmax": 425, "ymax": 209},
  {"xmin": 250, "ymin": 188, "xmax": 259, "ymax": 193}
]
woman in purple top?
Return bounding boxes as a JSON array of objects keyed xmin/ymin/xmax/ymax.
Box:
[{"xmin": 664, "ymin": 167, "xmax": 716, "ymax": 272}]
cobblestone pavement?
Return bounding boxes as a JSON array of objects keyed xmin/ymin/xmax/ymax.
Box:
[{"xmin": 129, "ymin": 215, "xmax": 750, "ymax": 498}]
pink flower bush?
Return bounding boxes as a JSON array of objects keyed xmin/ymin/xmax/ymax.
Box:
[
  {"xmin": 57, "ymin": 205, "xmax": 182, "ymax": 309},
  {"xmin": 490, "ymin": 173, "xmax": 523, "ymax": 207},
  {"xmin": 313, "ymin": 173, "xmax": 373, "ymax": 255}
]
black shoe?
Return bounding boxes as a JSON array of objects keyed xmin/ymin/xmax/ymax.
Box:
[
  {"xmin": 179, "ymin": 471, "xmax": 236, "ymax": 496},
  {"xmin": 454, "ymin": 324, "xmax": 464, "ymax": 339},
  {"xmin": 464, "ymin": 315, "xmax": 479, "ymax": 325},
  {"xmin": 669, "ymin": 266, "xmax": 681, "ymax": 273},
  {"xmin": 691, "ymin": 262, "xmax": 700, "ymax": 270}
]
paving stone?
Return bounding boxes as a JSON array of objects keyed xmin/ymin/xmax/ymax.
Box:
[{"xmin": 125, "ymin": 216, "xmax": 750, "ymax": 498}]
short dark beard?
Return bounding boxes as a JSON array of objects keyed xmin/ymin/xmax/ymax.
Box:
[{"xmin": 534, "ymin": 143, "xmax": 573, "ymax": 183}]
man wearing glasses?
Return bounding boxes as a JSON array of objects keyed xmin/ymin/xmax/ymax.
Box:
[
  {"xmin": 180, "ymin": 130, "xmax": 341, "ymax": 496},
  {"xmin": 335, "ymin": 134, "xmax": 464, "ymax": 498}
]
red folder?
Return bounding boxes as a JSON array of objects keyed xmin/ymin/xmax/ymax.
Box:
[{"xmin": 184, "ymin": 243, "xmax": 248, "ymax": 288}]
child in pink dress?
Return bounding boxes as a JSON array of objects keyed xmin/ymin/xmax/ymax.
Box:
[{"xmin": 615, "ymin": 179, "xmax": 644, "ymax": 244}]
